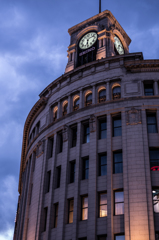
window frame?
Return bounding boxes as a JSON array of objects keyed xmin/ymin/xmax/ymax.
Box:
[
  {"xmin": 71, "ymin": 126, "xmax": 77, "ymax": 148},
  {"xmin": 99, "ymin": 117, "xmax": 107, "ymax": 139},
  {"xmin": 83, "ymin": 123, "xmax": 90, "ymax": 143},
  {"xmin": 70, "ymin": 161, "xmax": 76, "ymax": 183},
  {"xmin": 112, "ymin": 86, "xmax": 121, "ymax": 100},
  {"xmin": 149, "ymin": 149, "xmax": 159, "ymax": 171},
  {"xmin": 99, "ymin": 153, "xmax": 107, "ymax": 176},
  {"xmin": 152, "ymin": 188, "xmax": 159, "ymax": 213},
  {"xmin": 98, "ymin": 89, "xmax": 106, "ymax": 103},
  {"xmin": 68, "ymin": 198, "xmax": 74, "ymax": 224},
  {"xmin": 144, "ymin": 83, "xmax": 154, "ymax": 96},
  {"xmin": 85, "ymin": 93, "xmax": 92, "ymax": 106},
  {"xmin": 114, "ymin": 234, "xmax": 125, "ymax": 240},
  {"xmin": 81, "ymin": 195, "xmax": 88, "ymax": 221},
  {"xmin": 113, "ymin": 151, "xmax": 123, "ymax": 174},
  {"xmin": 114, "ymin": 190, "xmax": 124, "ymax": 215},
  {"xmin": 82, "ymin": 157, "xmax": 89, "ymax": 180},
  {"xmin": 73, "ymin": 97, "xmax": 80, "ymax": 111},
  {"xmin": 112, "ymin": 114, "xmax": 122, "ymax": 137},
  {"xmin": 56, "ymin": 166, "xmax": 61, "ymax": 188},
  {"xmin": 63, "ymin": 102, "xmax": 68, "ymax": 116},
  {"xmin": 99, "ymin": 192, "xmax": 107, "ymax": 218},
  {"xmin": 46, "ymin": 170, "xmax": 51, "ymax": 193},
  {"xmin": 54, "ymin": 203, "xmax": 58, "ymax": 228},
  {"xmin": 147, "ymin": 112, "xmax": 158, "ymax": 133}
]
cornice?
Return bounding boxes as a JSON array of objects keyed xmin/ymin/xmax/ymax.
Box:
[
  {"xmin": 18, "ymin": 96, "xmax": 48, "ymax": 194},
  {"xmin": 125, "ymin": 60, "xmax": 159, "ymax": 72}
]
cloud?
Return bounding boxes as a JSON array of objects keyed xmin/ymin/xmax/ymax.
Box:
[{"xmin": 0, "ymin": 227, "xmax": 14, "ymax": 240}]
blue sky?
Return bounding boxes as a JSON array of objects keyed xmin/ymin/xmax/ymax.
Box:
[{"xmin": 0, "ymin": 0, "xmax": 159, "ymax": 239}]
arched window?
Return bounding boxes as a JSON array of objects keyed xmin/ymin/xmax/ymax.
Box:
[
  {"xmin": 63, "ymin": 101, "xmax": 68, "ymax": 116},
  {"xmin": 99, "ymin": 89, "xmax": 106, "ymax": 103},
  {"xmin": 53, "ymin": 106, "xmax": 58, "ymax": 121},
  {"xmin": 112, "ymin": 86, "xmax": 121, "ymax": 99},
  {"xmin": 73, "ymin": 97, "xmax": 80, "ymax": 111},
  {"xmin": 85, "ymin": 93, "xmax": 92, "ymax": 106}
]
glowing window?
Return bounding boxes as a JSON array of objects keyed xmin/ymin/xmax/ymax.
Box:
[{"xmin": 99, "ymin": 193, "xmax": 107, "ymax": 217}]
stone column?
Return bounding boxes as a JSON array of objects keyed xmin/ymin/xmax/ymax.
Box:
[
  {"xmin": 92, "ymin": 85, "xmax": 96, "ymax": 104},
  {"xmin": 106, "ymin": 81, "xmax": 110, "ymax": 101},
  {"xmin": 80, "ymin": 90, "xmax": 83, "ymax": 109},
  {"xmin": 57, "ymin": 101, "xmax": 61, "ymax": 119},
  {"xmin": 154, "ymin": 80, "xmax": 158, "ymax": 95}
]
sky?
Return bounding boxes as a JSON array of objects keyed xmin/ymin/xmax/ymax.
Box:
[{"xmin": 0, "ymin": 0, "xmax": 159, "ymax": 239}]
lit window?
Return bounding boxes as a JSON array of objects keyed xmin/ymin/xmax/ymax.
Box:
[
  {"xmin": 99, "ymin": 119, "xmax": 107, "ymax": 139},
  {"xmin": 82, "ymin": 158, "xmax": 89, "ymax": 180},
  {"xmin": 54, "ymin": 203, "xmax": 58, "ymax": 228},
  {"xmin": 114, "ymin": 191, "xmax": 124, "ymax": 215},
  {"xmin": 144, "ymin": 84, "xmax": 154, "ymax": 96},
  {"xmin": 63, "ymin": 102, "xmax": 68, "ymax": 116},
  {"xmin": 99, "ymin": 154, "xmax": 107, "ymax": 176},
  {"xmin": 152, "ymin": 189, "xmax": 159, "ymax": 213},
  {"xmin": 113, "ymin": 86, "xmax": 121, "ymax": 99},
  {"xmin": 68, "ymin": 199, "xmax": 74, "ymax": 223},
  {"xmin": 74, "ymin": 97, "xmax": 80, "ymax": 111},
  {"xmin": 147, "ymin": 113, "xmax": 157, "ymax": 133},
  {"xmin": 82, "ymin": 196, "xmax": 88, "ymax": 220},
  {"xmin": 70, "ymin": 161, "xmax": 76, "ymax": 183},
  {"xmin": 85, "ymin": 93, "xmax": 92, "ymax": 106},
  {"xmin": 113, "ymin": 115, "xmax": 121, "ymax": 137},
  {"xmin": 83, "ymin": 124, "xmax": 90, "ymax": 143},
  {"xmin": 149, "ymin": 149, "xmax": 159, "ymax": 171},
  {"xmin": 99, "ymin": 89, "xmax": 106, "ymax": 103},
  {"xmin": 99, "ymin": 193, "xmax": 107, "ymax": 217},
  {"xmin": 113, "ymin": 152, "xmax": 123, "ymax": 174}
]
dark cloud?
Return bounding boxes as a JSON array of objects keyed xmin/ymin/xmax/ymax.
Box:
[{"xmin": 0, "ymin": 0, "xmax": 159, "ymax": 238}]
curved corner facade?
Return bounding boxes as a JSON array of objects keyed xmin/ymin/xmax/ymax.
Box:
[{"xmin": 14, "ymin": 10, "xmax": 159, "ymax": 240}]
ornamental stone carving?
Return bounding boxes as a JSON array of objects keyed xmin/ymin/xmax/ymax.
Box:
[
  {"xmin": 63, "ymin": 125, "xmax": 69, "ymax": 142},
  {"xmin": 126, "ymin": 107, "xmax": 142, "ymax": 125},
  {"xmin": 89, "ymin": 114, "xmax": 96, "ymax": 132},
  {"xmin": 36, "ymin": 140, "xmax": 45, "ymax": 158}
]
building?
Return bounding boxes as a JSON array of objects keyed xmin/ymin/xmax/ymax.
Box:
[{"xmin": 14, "ymin": 10, "xmax": 159, "ymax": 240}]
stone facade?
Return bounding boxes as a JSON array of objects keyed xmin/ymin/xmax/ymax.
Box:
[{"xmin": 14, "ymin": 10, "xmax": 159, "ymax": 240}]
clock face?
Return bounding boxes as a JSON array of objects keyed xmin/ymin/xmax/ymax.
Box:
[
  {"xmin": 79, "ymin": 32, "xmax": 97, "ymax": 50},
  {"xmin": 114, "ymin": 36, "xmax": 124, "ymax": 55}
]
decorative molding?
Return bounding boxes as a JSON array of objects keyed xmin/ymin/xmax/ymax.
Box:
[
  {"xmin": 36, "ymin": 140, "xmax": 45, "ymax": 158},
  {"xmin": 126, "ymin": 107, "xmax": 142, "ymax": 125},
  {"xmin": 89, "ymin": 114, "xmax": 96, "ymax": 132}
]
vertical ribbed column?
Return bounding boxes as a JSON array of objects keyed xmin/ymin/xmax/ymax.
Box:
[
  {"xmin": 141, "ymin": 109, "xmax": 155, "ymax": 240},
  {"xmin": 56, "ymin": 126, "xmax": 69, "ymax": 240},
  {"xmin": 106, "ymin": 81, "xmax": 110, "ymax": 101},
  {"xmin": 106, "ymin": 113, "xmax": 113, "ymax": 240},
  {"xmin": 72, "ymin": 122, "xmax": 81, "ymax": 240},
  {"xmin": 87, "ymin": 115, "xmax": 97, "ymax": 240},
  {"xmin": 47, "ymin": 134, "xmax": 57, "ymax": 239},
  {"xmin": 92, "ymin": 85, "xmax": 96, "ymax": 104},
  {"xmin": 67, "ymin": 95, "xmax": 71, "ymax": 114},
  {"xmin": 154, "ymin": 80, "xmax": 158, "ymax": 95},
  {"xmin": 122, "ymin": 111, "xmax": 130, "ymax": 240},
  {"xmin": 80, "ymin": 90, "xmax": 83, "ymax": 109}
]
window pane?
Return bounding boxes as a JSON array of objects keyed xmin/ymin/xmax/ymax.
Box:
[
  {"xmin": 101, "ymin": 165, "xmax": 107, "ymax": 176},
  {"xmin": 152, "ymin": 189, "xmax": 159, "ymax": 213},
  {"xmin": 101, "ymin": 155, "xmax": 107, "ymax": 165},
  {"xmin": 99, "ymin": 90, "xmax": 106, "ymax": 97},
  {"xmin": 69, "ymin": 211, "xmax": 73, "ymax": 223},
  {"xmin": 114, "ymin": 163, "xmax": 123, "ymax": 174},
  {"xmin": 101, "ymin": 130, "xmax": 107, "ymax": 139},
  {"xmin": 115, "ymin": 236, "xmax": 125, "ymax": 240},
  {"xmin": 100, "ymin": 205, "xmax": 107, "ymax": 217},
  {"xmin": 82, "ymin": 208, "xmax": 88, "ymax": 220},
  {"xmin": 115, "ymin": 203, "xmax": 124, "ymax": 215},
  {"xmin": 86, "ymin": 134, "xmax": 90, "ymax": 143},
  {"xmin": 113, "ymin": 87, "xmax": 121, "ymax": 94},
  {"xmin": 83, "ymin": 197, "xmax": 88, "ymax": 208},
  {"xmin": 114, "ymin": 119, "xmax": 121, "ymax": 128},
  {"xmin": 100, "ymin": 193, "xmax": 107, "ymax": 205},
  {"xmin": 114, "ymin": 153, "xmax": 122, "ymax": 163},
  {"xmin": 115, "ymin": 192, "xmax": 124, "ymax": 203},
  {"xmin": 70, "ymin": 199, "xmax": 74, "ymax": 211},
  {"xmin": 114, "ymin": 128, "xmax": 121, "ymax": 137},
  {"xmin": 101, "ymin": 122, "xmax": 106, "ymax": 131},
  {"xmin": 86, "ymin": 94, "xmax": 92, "ymax": 101}
]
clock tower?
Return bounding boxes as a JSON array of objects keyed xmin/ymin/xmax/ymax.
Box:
[{"xmin": 65, "ymin": 10, "xmax": 131, "ymax": 73}]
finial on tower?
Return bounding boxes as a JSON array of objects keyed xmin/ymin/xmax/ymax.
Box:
[{"xmin": 99, "ymin": 0, "xmax": 101, "ymax": 13}]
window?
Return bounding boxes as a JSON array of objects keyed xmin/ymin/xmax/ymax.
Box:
[
  {"xmin": 149, "ymin": 149, "xmax": 159, "ymax": 171},
  {"xmin": 115, "ymin": 235, "xmax": 125, "ymax": 240},
  {"xmin": 32, "ymin": 127, "xmax": 35, "ymax": 139},
  {"xmin": 99, "ymin": 89, "xmax": 106, "ymax": 103},
  {"xmin": 99, "ymin": 118, "xmax": 107, "ymax": 139},
  {"xmin": 83, "ymin": 123, "xmax": 90, "ymax": 143},
  {"xmin": 56, "ymin": 166, "xmax": 61, "ymax": 188},
  {"xmin": 81, "ymin": 196, "xmax": 88, "ymax": 220},
  {"xmin": 98, "ymin": 235, "xmax": 107, "ymax": 240},
  {"xmin": 74, "ymin": 97, "xmax": 80, "ymax": 111},
  {"xmin": 82, "ymin": 158, "xmax": 89, "ymax": 180},
  {"xmin": 85, "ymin": 93, "xmax": 92, "ymax": 106},
  {"xmin": 68, "ymin": 199, "xmax": 74, "ymax": 223},
  {"xmin": 114, "ymin": 191, "xmax": 124, "ymax": 215},
  {"xmin": 147, "ymin": 113, "xmax": 157, "ymax": 133},
  {"xmin": 46, "ymin": 171, "xmax": 51, "ymax": 193},
  {"xmin": 43, "ymin": 207, "xmax": 48, "ymax": 232},
  {"xmin": 113, "ymin": 115, "xmax": 121, "ymax": 137},
  {"xmin": 53, "ymin": 107, "xmax": 58, "ymax": 121},
  {"xmin": 36, "ymin": 121, "xmax": 40, "ymax": 135},
  {"xmin": 58, "ymin": 131, "xmax": 63, "ymax": 153},
  {"xmin": 70, "ymin": 161, "xmax": 76, "ymax": 183},
  {"xmin": 47, "ymin": 137, "xmax": 53, "ymax": 159},
  {"xmin": 144, "ymin": 83, "xmax": 154, "ymax": 96},
  {"xmin": 113, "ymin": 151, "xmax": 123, "ymax": 174},
  {"xmin": 54, "ymin": 203, "xmax": 58, "ymax": 228},
  {"xmin": 29, "ymin": 184, "xmax": 33, "ymax": 205},
  {"xmin": 72, "ymin": 126, "xmax": 77, "ymax": 147},
  {"xmin": 152, "ymin": 189, "xmax": 159, "ymax": 213},
  {"xmin": 79, "ymin": 238, "xmax": 87, "ymax": 240},
  {"xmin": 155, "ymin": 232, "xmax": 159, "ymax": 240},
  {"xmin": 113, "ymin": 86, "xmax": 121, "ymax": 99},
  {"xmin": 99, "ymin": 193, "xmax": 107, "ymax": 217},
  {"xmin": 63, "ymin": 102, "xmax": 68, "ymax": 116},
  {"xmin": 99, "ymin": 154, "xmax": 107, "ymax": 176}
]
